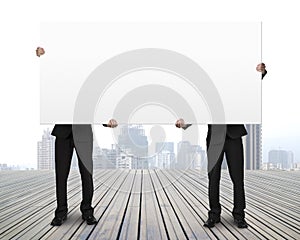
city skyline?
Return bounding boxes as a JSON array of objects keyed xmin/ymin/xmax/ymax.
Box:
[
  {"xmin": 267, "ymin": 149, "xmax": 294, "ymax": 170},
  {"xmin": 1, "ymin": 124, "xmax": 297, "ymax": 171},
  {"xmin": 36, "ymin": 125, "xmax": 207, "ymax": 170},
  {"xmin": 31, "ymin": 124, "xmax": 300, "ymax": 171}
]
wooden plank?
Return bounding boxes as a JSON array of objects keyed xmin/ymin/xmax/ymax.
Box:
[
  {"xmin": 190, "ymin": 169, "xmax": 280, "ymax": 239},
  {"xmin": 156, "ymin": 169, "xmax": 213, "ymax": 240},
  {"xmin": 140, "ymin": 170, "xmax": 168, "ymax": 240},
  {"xmin": 0, "ymin": 171, "xmax": 87, "ymax": 239},
  {"xmin": 118, "ymin": 170, "xmax": 141, "ymax": 239},
  {"xmin": 0, "ymin": 169, "xmax": 299, "ymax": 240},
  {"xmin": 174, "ymin": 169, "xmax": 250, "ymax": 240},
  {"xmin": 220, "ymin": 172, "xmax": 300, "ymax": 239},
  {"xmin": 164, "ymin": 169, "xmax": 241, "ymax": 240},
  {"xmin": 0, "ymin": 170, "xmax": 80, "ymax": 219},
  {"xmin": 86, "ymin": 169, "xmax": 135, "ymax": 239},
  {"xmin": 148, "ymin": 169, "xmax": 187, "ymax": 239},
  {"xmin": 187, "ymin": 169, "xmax": 300, "ymax": 240},
  {"xmin": 182, "ymin": 169, "xmax": 268, "ymax": 240},
  {"xmin": 44, "ymin": 169, "xmax": 126, "ymax": 240},
  {"xmin": 7, "ymin": 169, "xmax": 113, "ymax": 240},
  {"xmin": 0, "ymin": 171, "xmax": 55, "ymax": 209}
]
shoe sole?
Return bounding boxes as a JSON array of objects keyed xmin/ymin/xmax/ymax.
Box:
[
  {"xmin": 82, "ymin": 216, "xmax": 97, "ymax": 225},
  {"xmin": 237, "ymin": 224, "xmax": 248, "ymax": 228},
  {"xmin": 50, "ymin": 216, "xmax": 67, "ymax": 226},
  {"xmin": 203, "ymin": 219, "xmax": 221, "ymax": 228},
  {"xmin": 234, "ymin": 220, "xmax": 248, "ymax": 228},
  {"xmin": 86, "ymin": 221, "xmax": 97, "ymax": 225}
]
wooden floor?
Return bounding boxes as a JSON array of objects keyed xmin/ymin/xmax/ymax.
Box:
[{"xmin": 0, "ymin": 169, "xmax": 299, "ymax": 240}]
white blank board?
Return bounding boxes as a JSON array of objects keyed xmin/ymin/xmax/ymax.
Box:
[{"xmin": 40, "ymin": 22, "xmax": 261, "ymax": 124}]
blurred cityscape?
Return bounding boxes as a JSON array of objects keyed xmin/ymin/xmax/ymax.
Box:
[{"xmin": 1, "ymin": 125, "xmax": 299, "ymax": 171}]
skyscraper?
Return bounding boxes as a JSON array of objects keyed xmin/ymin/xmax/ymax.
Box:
[
  {"xmin": 152, "ymin": 142, "xmax": 175, "ymax": 169},
  {"xmin": 93, "ymin": 144, "xmax": 117, "ymax": 169},
  {"xmin": 37, "ymin": 128, "xmax": 79, "ymax": 170},
  {"xmin": 268, "ymin": 149, "xmax": 294, "ymax": 170},
  {"xmin": 244, "ymin": 124, "xmax": 262, "ymax": 170},
  {"xmin": 37, "ymin": 129, "xmax": 55, "ymax": 170},
  {"xmin": 117, "ymin": 125, "xmax": 148, "ymax": 169},
  {"xmin": 177, "ymin": 141, "xmax": 192, "ymax": 169},
  {"xmin": 155, "ymin": 142, "xmax": 174, "ymax": 153},
  {"xmin": 190, "ymin": 145, "xmax": 206, "ymax": 170},
  {"xmin": 116, "ymin": 151, "xmax": 134, "ymax": 169},
  {"xmin": 177, "ymin": 141, "xmax": 205, "ymax": 169}
]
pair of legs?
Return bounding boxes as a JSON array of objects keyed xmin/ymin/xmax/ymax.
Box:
[
  {"xmin": 207, "ymin": 136, "xmax": 245, "ymax": 220},
  {"xmin": 54, "ymin": 134, "xmax": 94, "ymax": 218}
]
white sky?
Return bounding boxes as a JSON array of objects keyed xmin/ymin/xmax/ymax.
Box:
[{"xmin": 1, "ymin": 0, "xmax": 300, "ymax": 168}]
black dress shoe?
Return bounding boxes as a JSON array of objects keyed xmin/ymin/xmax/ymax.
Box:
[
  {"xmin": 50, "ymin": 215, "xmax": 67, "ymax": 226},
  {"xmin": 203, "ymin": 217, "xmax": 220, "ymax": 228},
  {"xmin": 82, "ymin": 215, "xmax": 97, "ymax": 225},
  {"xmin": 234, "ymin": 218, "xmax": 248, "ymax": 228}
]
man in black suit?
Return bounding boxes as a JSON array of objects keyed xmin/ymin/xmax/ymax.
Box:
[
  {"xmin": 50, "ymin": 120, "xmax": 117, "ymax": 226},
  {"xmin": 176, "ymin": 63, "xmax": 267, "ymax": 228},
  {"xmin": 205, "ymin": 124, "xmax": 248, "ymax": 228}
]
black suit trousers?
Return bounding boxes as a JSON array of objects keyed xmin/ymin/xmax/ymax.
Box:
[
  {"xmin": 54, "ymin": 134, "xmax": 94, "ymax": 218},
  {"xmin": 208, "ymin": 136, "xmax": 246, "ymax": 220}
]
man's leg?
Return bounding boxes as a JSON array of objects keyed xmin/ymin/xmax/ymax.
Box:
[
  {"xmin": 75, "ymin": 141, "xmax": 94, "ymax": 217},
  {"xmin": 207, "ymin": 148, "xmax": 225, "ymax": 220},
  {"xmin": 54, "ymin": 137, "xmax": 73, "ymax": 218},
  {"xmin": 225, "ymin": 137, "xmax": 246, "ymax": 220}
]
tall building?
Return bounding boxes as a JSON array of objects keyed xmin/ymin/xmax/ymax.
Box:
[
  {"xmin": 153, "ymin": 142, "xmax": 175, "ymax": 169},
  {"xmin": 190, "ymin": 145, "xmax": 206, "ymax": 170},
  {"xmin": 93, "ymin": 145, "xmax": 105, "ymax": 169},
  {"xmin": 37, "ymin": 129, "xmax": 55, "ymax": 170},
  {"xmin": 37, "ymin": 129, "xmax": 79, "ymax": 170},
  {"xmin": 288, "ymin": 151, "xmax": 294, "ymax": 169},
  {"xmin": 0, "ymin": 163, "xmax": 20, "ymax": 171},
  {"xmin": 0, "ymin": 163, "xmax": 8, "ymax": 170},
  {"xmin": 293, "ymin": 162, "xmax": 300, "ymax": 170},
  {"xmin": 268, "ymin": 149, "xmax": 294, "ymax": 170},
  {"xmin": 117, "ymin": 125, "xmax": 148, "ymax": 169},
  {"xmin": 153, "ymin": 150, "xmax": 175, "ymax": 169},
  {"xmin": 244, "ymin": 124, "xmax": 262, "ymax": 170},
  {"xmin": 116, "ymin": 151, "xmax": 134, "ymax": 169},
  {"xmin": 93, "ymin": 144, "xmax": 117, "ymax": 169},
  {"xmin": 155, "ymin": 142, "xmax": 174, "ymax": 153},
  {"xmin": 177, "ymin": 141, "xmax": 192, "ymax": 169},
  {"xmin": 177, "ymin": 141, "xmax": 205, "ymax": 169}
]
